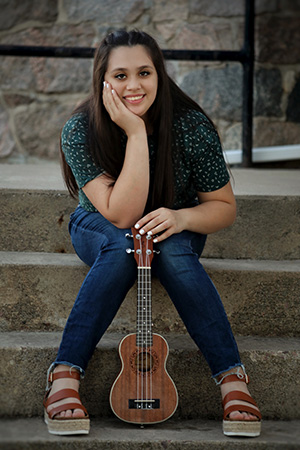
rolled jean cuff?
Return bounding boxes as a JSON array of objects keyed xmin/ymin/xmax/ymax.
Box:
[
  {"xmin": 212, "ymin": 363, "xmax": 246, "ymax": 384},
  {"xmin": 46, "ymin": 361, "xmax": 85, "ymax": 390}
]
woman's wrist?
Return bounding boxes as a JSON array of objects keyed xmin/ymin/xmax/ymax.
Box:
[{"xmin": 124, "ymin": 120, "xmax": 147, "ymax": 138}]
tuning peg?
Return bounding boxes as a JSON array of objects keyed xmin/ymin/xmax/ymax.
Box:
[
  {"xmin": 153, "ymin": 249, "xmax": 160, "ymax": 255},
  {"xmin": 126, "ymin": 248, "xmax": 134, "ymax": 254},
  {"xmin": 125, "ymin": 233, "xmax": 133, "ymax": 239}
]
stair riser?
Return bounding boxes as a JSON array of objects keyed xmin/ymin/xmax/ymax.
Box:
[
  {"xmin": 0, "ymin": 335, "xmax": 299, "ymax": 420},
  {"xmin": 1, "ymin": 191, "xmax": 299, "ymax": 260},
  {"xmin": 1, "ymin": 261, "xmax": 299, "ymax": 336},
  {"xmin": 1, "ymin": 417, "xmax": 299, "ymax": 450}
]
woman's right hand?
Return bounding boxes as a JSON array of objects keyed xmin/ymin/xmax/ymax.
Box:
[{"xmin": 102, "ymin": 81, "xmax": 146, "ymax": 136}]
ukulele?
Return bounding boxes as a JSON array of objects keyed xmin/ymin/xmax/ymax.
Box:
[{"xmin": 110, "ymin": 227, "xmax": 178, "ymax": 425}]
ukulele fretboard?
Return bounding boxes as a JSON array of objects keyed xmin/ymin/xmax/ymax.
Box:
[{"xmin": 136, "ymin": 267, "xmax": 153, "ymax": 347}]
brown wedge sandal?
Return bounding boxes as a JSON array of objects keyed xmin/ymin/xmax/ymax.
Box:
[
  {"xmin": 43, "ymin": 370, "xmax": 90, "ymax": 435},
  {"xmin": 221, "ymin": 373, "xmax": 262, "ymax": 437}
]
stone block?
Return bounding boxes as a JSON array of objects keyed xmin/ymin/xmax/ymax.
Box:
[
  {"xmin": 13, "ymin": 101, "xmax": 81, "ymax": 159},
  {"xmin": 3, "ymin": 94, "xmax": 35, "ymax": 108},
  {"xmin": 253, "ymin": 119, "xmax": 300, "ymax": 147},
  {"xmin": 180, "ymin": 64, "xmax": 243, "ymax": 121},
  {"xmin": 256, "ymin": 16, "xmax": 300, "ymax": 64},
  {"xmin": 278, "ymin": 0, "xmax": 300, "ymax": 11},
  {"xmin": 169, "ymin": 22, "xmax": 233, "ymax": 51},
  {"xmin": 0, "ymin": 57, "xmax": 37, "ymax": 91},
  {"xmin": 254, "ymin": 68, "xmax": 283, "ymax": 118},
  {"xmin": 255, "ymin": 0, "xmax": 278, "ymax": 14},
  {"xmin": 0, "ymin": 0, "xmax": 58, "ymax": 31},
  {"xmin": 222, "ymin": 121, "xmax": 242, "ymax": 150},
  {"xmin": 63, "ymin": 0, "xmax": 147, "ymax": 24},
  {"xmin": 0, "ymin": 105, "xmax": 16, "ymax": 158},
  {"xmin": 189, "ymin": 0, "xmax": 244, "ymax": 17},
  {"xmin": 152, "ymin": 0, "xmax": 188, "ymax": 22}
]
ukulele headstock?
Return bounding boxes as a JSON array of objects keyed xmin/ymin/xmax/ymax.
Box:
[{"xmin": 131, "ymin": 227, "xmax": 154, "ymax": 268}]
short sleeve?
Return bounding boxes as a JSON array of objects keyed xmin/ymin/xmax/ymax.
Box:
[
  {"xmin": 61, "ymin": 113, "xmax": 104, "ymax": 188},
  {"xmin": 187, "ymin": 115, "xmax": 230, "ymax": 192}
]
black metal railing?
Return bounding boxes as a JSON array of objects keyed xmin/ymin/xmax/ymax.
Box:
[{"xmin": 0, "ymin": 0, "xmax": 255, "ymax": 166}]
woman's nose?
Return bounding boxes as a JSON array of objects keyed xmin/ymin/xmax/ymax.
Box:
[{"xmin": 126, "ymin": 77, "xmax": 141, "ymax": 90}]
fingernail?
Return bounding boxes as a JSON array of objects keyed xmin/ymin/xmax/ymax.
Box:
[
  {"xmin": 103, "ymin": 81, "xmax": 105, "ymax": 87},
  {"xmin": 147, "ymin": 231, "xmax": 152, "ymax": 236},
  {"xmin": 153, "ymin": 238, "xmax": 158, "ymax": 243},
  {"xmin": 111, "ymin": 89, "xmax": 115, "ymax": 94},
  {"xmin": 140, "ymin": 229, "xmax": 145, "ymax": 234},
  {"xmin": 135, "ymin": 223, "xmax": 140, "ymax": 229}
]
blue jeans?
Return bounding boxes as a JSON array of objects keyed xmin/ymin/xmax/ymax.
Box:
[{"xmin": 55, "ymin": 206, "xmax": 241, "ymax": 378}]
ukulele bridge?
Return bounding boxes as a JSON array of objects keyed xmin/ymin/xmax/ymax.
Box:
[{"xmin": 129, "ymin": 399, "xmax": 160, "ymax": 409}]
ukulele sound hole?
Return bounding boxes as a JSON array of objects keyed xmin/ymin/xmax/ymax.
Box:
[{"xmin": 135, "ymin": 351, "xmax": 153, "ymax": 372}]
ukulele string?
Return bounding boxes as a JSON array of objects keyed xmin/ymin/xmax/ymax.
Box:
[
  {"xmin": 139, "ymin": 235, "xmax": 145, "ymax": 408},
  {"xmin": 146, "ymin": 236, "xmax": 153, "ymax": 409},
  {"xmin": 137, "ymin": 236, "xmax": 142, "ymax": 407},
  {"xmin": 145, "ymin": 236, "xmax": 149, "ymax": 409},
  {"xmin": 142, "ymin": 236, "xmax": 147, "ymax": 408}
]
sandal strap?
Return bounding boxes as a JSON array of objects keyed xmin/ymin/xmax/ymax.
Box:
[
  {"xmin": 48, "ymin": 402, "xmax": 88, "ymax": 420},
  {"xmin": 44, "ymin": 388, "xmax": 80, "ymax": 408},
  {"xmin": 224, "ymin": 403, "xmax": 262, "ymax": 420},
  {"xmin": 223, "ymin": 390, "xmax": 258, "ymax": 408},
  {"xmin": 223, "ymin": 390, "xmax": 262, "ymax": 421},
  {"xmin": 221, "ymin": 373, "xmax": 249, "ymax": 385},
  {"xmin": 48, "ymin": 370, "xmax": 81, "ymax": 383}
]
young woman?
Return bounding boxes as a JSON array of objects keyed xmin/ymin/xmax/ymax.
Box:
[{"xmin": 43, "ymin": 29, "xmax": 261, "ymax": 437}]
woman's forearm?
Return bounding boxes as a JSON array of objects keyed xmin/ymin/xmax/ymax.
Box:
[
  {"xmin": 107, "ymin": 131, "xmax": 150, "ymax": 226},
  {"xmin": 177, "ymin": 199, "xmax": 236, "ymax": 235}
]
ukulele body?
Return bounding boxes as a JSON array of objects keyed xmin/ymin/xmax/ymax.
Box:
[{"xmin": 110, "ymin": 332, "xmax": 178, "ymax": 425}]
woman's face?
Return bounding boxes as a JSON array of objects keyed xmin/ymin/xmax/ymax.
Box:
[{"xmin": 104, "ymin": 45, "xmax": 158, "ymax": 122}]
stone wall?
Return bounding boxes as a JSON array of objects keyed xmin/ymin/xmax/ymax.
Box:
[{"xmin": 0, "ymin": 0, "xmax": 299, "ymax": 162}]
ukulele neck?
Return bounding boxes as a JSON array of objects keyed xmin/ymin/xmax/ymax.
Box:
[{"xmin": 136, "ymin": 266, "xmax": 152, "ymax": 347}]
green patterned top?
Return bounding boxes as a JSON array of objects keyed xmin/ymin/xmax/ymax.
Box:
[{"xmin": 61, "ymin": 109, "xmax": 230, "ymax": 212}]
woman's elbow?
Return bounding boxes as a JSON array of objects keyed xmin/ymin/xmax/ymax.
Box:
[{"xmin": 227, "ymin": 201, "xmax": 237, "ymax": 227}]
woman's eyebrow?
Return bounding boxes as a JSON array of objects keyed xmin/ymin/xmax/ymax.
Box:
[{"xmin": 110, "ymin": 65, "xmax": 154, "ymax": 73}]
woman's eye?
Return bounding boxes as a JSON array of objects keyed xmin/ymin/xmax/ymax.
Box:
[
  {"xmin": 115, "ymin": 74, "xmax": 126, "ymax": 80},
  {"xmin": 140, "ymin": 71, "xmax": 150, "ymax": 77}
]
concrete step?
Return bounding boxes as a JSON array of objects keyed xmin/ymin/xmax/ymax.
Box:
[
  {"xmin": 1, "ymin": 417, "xmax": 300, "ymax": 450},
  {"xmin": 0, "ymin": 332, "xmax": 299, "ymax": 420},
  {"xmin": 1, "ymin": 251, "xmax": 299, "ymax": 337},
  {"xmin": 0, "ymin": 164, "xmax": 299, "ymax": 260}
]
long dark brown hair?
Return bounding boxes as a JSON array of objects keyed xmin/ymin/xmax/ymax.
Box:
[{"xmin": 60, "ymin": 29, "xmax": 213, "ymax": 210}]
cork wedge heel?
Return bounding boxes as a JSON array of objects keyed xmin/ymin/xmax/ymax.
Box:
[{"xmin": 43, "ymin": 370, "xmax": 90, "ymax": 435}]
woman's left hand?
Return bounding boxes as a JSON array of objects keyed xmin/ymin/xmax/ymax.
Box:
[{"xmin": 134, "ymin": 208, "xmax": 185, "ymax": 243}]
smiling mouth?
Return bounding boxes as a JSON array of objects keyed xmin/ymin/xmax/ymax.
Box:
[{"xmin": 124, "ymin": 94, "xmax": 145, "ymax": 103}]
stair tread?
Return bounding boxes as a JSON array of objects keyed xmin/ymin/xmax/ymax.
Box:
[
  {"xmin": 0, "ymin": 163, "xmax": 299, "ymax": 196},
  {"xmin": 1, "ymin": 331, "xmax": 300, "ymax": 351},
  {"xmin": 1, "ymin": 250, "xmax": 299, "ymax": 272},
  {"xmin": 0, "ymin": 417, "xmax": 299, "ymax": 448}
]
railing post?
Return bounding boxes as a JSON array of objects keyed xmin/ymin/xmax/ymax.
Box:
[{"xmin": 242, "ymin": 0, "xmax": 255, "ymax": 167}]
